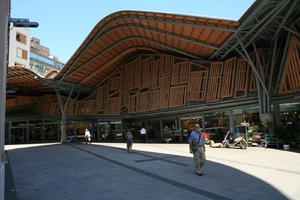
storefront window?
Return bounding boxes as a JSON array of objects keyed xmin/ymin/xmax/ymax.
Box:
[
  {"xmin": 44, "ymin": 120, "xmax": 58, "ymax": 141},
  {"xmin": 11, "ymin": 121, "xmax": 27, "ymax": 144},
  {"xmin": 75, "ymin": 121, "xmax": 92, "ymax": 141},
  {"xmin": 180, "ymin": 117, "xmax": 202, "ymax": 141},
  {"xmin": 98, "ymin": 122, "xmax": 110, "ymax": 140},
  {"xmin": 233, "ymin": 107, "xmax": 261, "ymax": 135},
  {"xmin": 204, "ymin": 112, "xmax": 229, "ymax": 142},
  {"xmin": 123, "ymin": 119, "xmax": 161, "ymax": 140},
  {"xmin": 28, "ymin": 120, "xmax": 42, "ymax": 142},
  {"xmin": 279, "ymin": 103, "xmax": 300, "ymax": 145},
  {"xmin": 162, "ymin": 119, "xmax": 177, "ymax": 140},
  {"xmin": 110, "ymin": 121, "xmax": 122, "ymax": 140}
]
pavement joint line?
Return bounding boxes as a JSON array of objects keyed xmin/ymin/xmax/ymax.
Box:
[
  {"xmin": 130, "ymin": 151, "xmax": 188, "ymax": 166},
  {"xmin": 68, "ymin": 144, "xmax": 232, "ymax": 200},
  {"xmin": 134, "ymin": 156, "xmax": 179, "ymax": 163},
  {"xmin": 209, "ymin": 156, "xmax": 300, "ymax": 176}
]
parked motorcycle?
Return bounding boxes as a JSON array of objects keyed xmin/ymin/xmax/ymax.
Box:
[{"xmin": 222, "ymin": 131, "xmax": 247, "ymax": 149}]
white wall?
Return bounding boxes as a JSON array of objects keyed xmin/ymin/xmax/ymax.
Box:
[{"xmin": 8, "ymin": 26, "xmax": 30, "ymax": 67}]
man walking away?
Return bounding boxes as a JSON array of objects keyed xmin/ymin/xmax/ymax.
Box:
[
  {"xmin": 140, "ymin": 127, "xmax": 147, "ymax": 143},
  {"xmin": 85, "ymin": 128, "xmax": 91, "ymax": 144},
  {"xmin": 188, "ymin": 124, "xmax": 206, "ymax": 176}
]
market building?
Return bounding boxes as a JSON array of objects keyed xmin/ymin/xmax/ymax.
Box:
[{"xmin": 5, "ymin": 0, "xmax": 300, "ymax": 147}]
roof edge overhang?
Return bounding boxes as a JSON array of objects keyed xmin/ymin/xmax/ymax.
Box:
[{"xmin": 56, "ymin": 9, "xmax": 240, "ymax": 82}]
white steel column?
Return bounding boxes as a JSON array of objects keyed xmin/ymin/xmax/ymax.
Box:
[{"xmin": 0, "ymin": 0, "xmax": 10, "ymax": 199}]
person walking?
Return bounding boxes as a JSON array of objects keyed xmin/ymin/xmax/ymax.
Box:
[
  {"xmin": 163, "ymin": 125, "xmax": 172, "ymax": 143},
  {"xmin": 188, "ymin": 123, "xmax": 206, "ymax": 176},
  {"xmin": 85, "ymin": 128, "xmax": 91, "ymax": 144},
  {"xmin": 140, "ymin": 127, "xmax": 147, "ymax": 143},
  {"xmin": 125, "ymin": 129, "xmax": 134, "ymax": 153}
]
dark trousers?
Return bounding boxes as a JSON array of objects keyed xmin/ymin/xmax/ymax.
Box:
[
  {"xmin": 127, "ymin": 140, "xmax": 133, "ymax": 150},
  {"xmin": 140, "ymin": 134, "xmax": 146, "ymax": 143},
  {"xmin": 85, "ymin": 136, "xmax": 91, "ymax": 144}
]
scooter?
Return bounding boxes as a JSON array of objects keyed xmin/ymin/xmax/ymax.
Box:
[{"xmin": 222, "ymin": 131, "xmax": 247, "ymax": 149}]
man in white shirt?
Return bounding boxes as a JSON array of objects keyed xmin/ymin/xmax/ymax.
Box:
[
  {"xmin": 85, "ymin": 128, "xmax": 91, "ymax": 144},
  {"xmin": 140, "ymin": 127, "xmax": 147, "ymax": 143}
]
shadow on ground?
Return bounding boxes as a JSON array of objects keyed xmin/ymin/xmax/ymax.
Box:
[{"xmin": 6, "ymin": 143, "xmax": 288, "ymax": 200}]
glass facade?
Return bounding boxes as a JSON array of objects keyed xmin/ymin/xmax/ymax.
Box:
[
  {"xmin": 98, "ymin": 121, "xmax": 122, "ymax": 141},
  {"xmin": 233, "ymin": 107, "xmax": 260, "ymax": 135},
  {"xmin": 29, "ymin": 52, "xmax": 64, "ymax": 77},
  {"xmin": 279, "ymin": 103, "xmax": 300, "ymax": 146},
  {"xmin": 5, "ymin": 120, "xmax": 59, "ymax": 144},
  {"xmin": 204, "ymin": 112, "xmax": 229, "ymax": 142},
  {"xmin": 44, "ymin": 121, "xmax": 59, "ymax": 141},
  {"xmin": 4, "ymin": 102, "xmax": 300, "ymax": 146},
  {"xmin": 10, "ymin": 121, "xmax": 27, "ymax": 144},
  {"xmin": 181, "ymin": 117, "xmax": 202, "ymax": 141},
  {"xmin": 30, "ymin": 52, "xmax": 63, "ymax": 69},
  {"xmin": 28, "ymin": 120, "xmax": 42, "ymax": 142}
]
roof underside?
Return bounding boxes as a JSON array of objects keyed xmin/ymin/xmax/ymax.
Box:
[
  {"xmin": 56, "ymin": 10, "xmax": 239, "ymax": 88},
  {"xmin": 7, "ymin": 67, "xmax": 53, "ymax": 93}
]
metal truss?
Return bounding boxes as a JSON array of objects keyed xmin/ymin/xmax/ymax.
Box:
[
  {"xmin": 41, "ymin": 78, "xmax": 93, "ymax": 94},
  {"xmin": 210, "ymin": 0, "xmax": 300, "ymax": 60}
]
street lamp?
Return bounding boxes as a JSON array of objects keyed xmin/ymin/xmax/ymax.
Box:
[{"xmin": 10, "ymin": 18, "xmax": 39, "ymax": 28}]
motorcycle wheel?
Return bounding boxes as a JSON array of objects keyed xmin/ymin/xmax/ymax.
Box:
[
  {"xmin": 237, "ymin": 142, "xmax": 244, "ymax": 149},
  {"xmin": 242, "ymin": 141, "xmax": 247, "ymax": 149},
  {"xmin": 222, "ymin": 141, "xmax": 228, "ymax": 148}
]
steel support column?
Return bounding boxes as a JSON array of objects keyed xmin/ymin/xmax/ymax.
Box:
[
  {"xmin": 256, "ymin": 77, "xmax": 263, "ymax": 113},
  {"xmin": 268, "ymin": 34, "xmax": 278, "ymax": 92},
  {"xmin": 235, "ymin": 37, "xmax": 271, "ymax": 114},
  {"xmin": 56, "ymin": 90, "xmax": 67, "ymax": 143},
  {"xmin": 274, "ymin": 32, "xmax": 292, "ymax": 95},
  {"xmin": 56, "ymin": 87, "xmax": 74, "ymax": 143}
]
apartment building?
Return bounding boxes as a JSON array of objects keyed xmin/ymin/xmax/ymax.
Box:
[
  {"xmin": 8, "ymin": 27, "xmax": 30, "ymax": 68},
  {"xmin": 8, "ymin": 28, "xmax": 64, "ymax": 77}
]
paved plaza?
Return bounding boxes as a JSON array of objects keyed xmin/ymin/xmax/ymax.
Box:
[{"xmin": 5, "ymin": 142, "xmax": 300, "ymax": 200}]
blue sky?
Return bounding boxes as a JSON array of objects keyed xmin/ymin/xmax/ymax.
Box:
[{"xmin": 11, "ymin": 0, "xmax": 255, "ymax": 63}]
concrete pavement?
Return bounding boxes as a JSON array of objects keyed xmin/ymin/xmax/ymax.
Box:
[{"xmin": 5, "ymin": 142, "xmax": 300, "ymax": 200}]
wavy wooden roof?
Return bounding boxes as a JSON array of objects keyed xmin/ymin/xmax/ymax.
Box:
[
  {"xmin": 56, "ymin": 10, "xmax": 239, "ymax": 88},
  {"xmin": 7, "ymin": 67, "xmax": 53, "ymax": 92}
]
